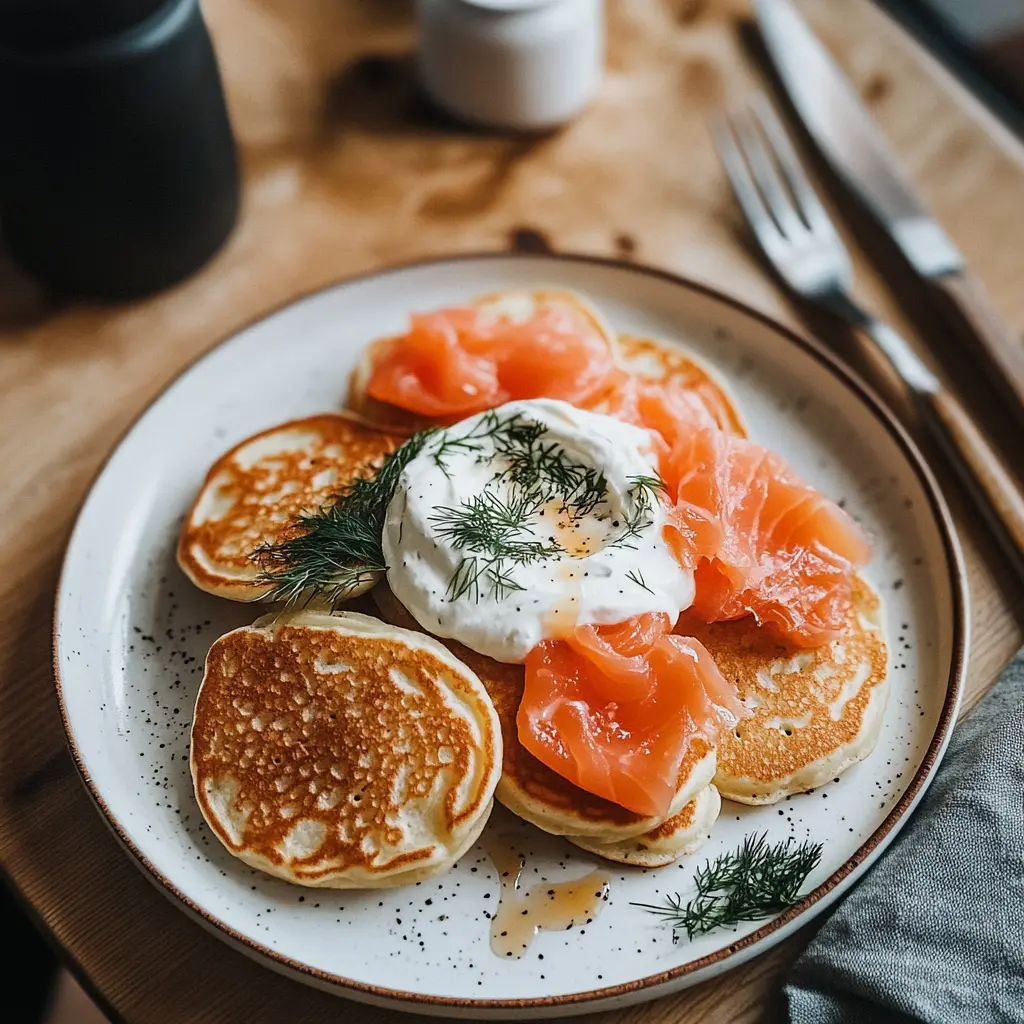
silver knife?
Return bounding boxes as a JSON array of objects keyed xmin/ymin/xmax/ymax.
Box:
[{"xmin": 754, "ymin": 0, "xmax": 1024, "ymax": 428}]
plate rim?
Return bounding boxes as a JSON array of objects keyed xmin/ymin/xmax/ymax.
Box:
[{"xmin": 51, "ymin": 251, "xmax": 969, "ymax": 1012}]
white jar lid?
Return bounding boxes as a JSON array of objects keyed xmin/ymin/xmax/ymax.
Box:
[{"xmin": 417, "ymin": 0, "xmax": 604, "ymax": 132}]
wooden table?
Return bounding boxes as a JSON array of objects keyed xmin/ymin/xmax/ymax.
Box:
[{"xmin": 2, "ymin": 1, "xmax": 1022, "ymax": 1021}]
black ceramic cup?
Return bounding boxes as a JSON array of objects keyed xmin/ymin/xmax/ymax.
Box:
[{"xmin": 0, "ymin": 0, "xmax": 240, "ymax": 299}]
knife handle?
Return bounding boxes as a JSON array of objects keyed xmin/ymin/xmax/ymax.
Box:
[
  {"xmin": 930, "ymin": 272, "xmax": 1024, "ymax": 430},
  {"xmin": 916, "ymin": 387, "xmax": 1024, "ymax": 579}
]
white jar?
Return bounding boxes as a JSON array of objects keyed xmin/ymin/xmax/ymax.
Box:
[{"xmin": 416, "ymin": 0, "xmax": 604, "ymax": 132}]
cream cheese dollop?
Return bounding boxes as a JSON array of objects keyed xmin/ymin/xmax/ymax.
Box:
[{"xmin": 382, "ymin": 399, "xmax": 694, "ymax": 663}]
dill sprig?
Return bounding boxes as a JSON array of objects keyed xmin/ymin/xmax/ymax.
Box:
[
  {"xmin": 608, "ymin": 474, "xmax": 666, "ymax": 551},
  {"xmin": 430, "ymin": 490, "xmax": 562, "ymax": 602},
  {"xmin": 430, "ymin": 489, "xmax": 545, "ymax": 547},
  {"xmin": 630, "ymin": 472, "xmax": 668, "ymax": 496},
  {"xmin": 252, "ymin": 429, "xmax": 435, "ymax": 604},
  {"xmin": 491, "ymin": 419, "xmax": 607, "ymax": 519},
  {"xmin": 430, "ymin": 409, "xmax": 508, "ymax": 475},
  {"xmin": 426, "ymin": 411, "xmax": 644, "ymax": 602},
  {"xmin": 253, "ymin": 409, "xmax": 671, "ymax": 606},
  {"xmin": 425, "ymin": 419, "xmax": 669, "ymax": 601},
  {"xmin": 625, "ymin": 569, "xmax": 654, "ymax": 593},
  {"xmin": 631, "ymin": 833, "xmax": 823, "ymax": 940}
]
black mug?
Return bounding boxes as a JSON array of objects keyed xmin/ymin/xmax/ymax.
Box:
[{"xmin": 0, "ymin": 0, "xmax": 239, "ymax": 299}]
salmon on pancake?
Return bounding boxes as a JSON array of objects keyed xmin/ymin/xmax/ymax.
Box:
[
  {"xmin": 586, "ymin": 333, "xmax": 747, "ymax": 440},
  {"xmin": 372, "ymin": 584, "xmax": 722, "ymax": 857},
  {"xmin": 347, "ymin": 289, "xmax": 620, "ymax": 434},
  {"xmin": 678, "ymin": 577, "xmax": 888, "ymax": 805}
]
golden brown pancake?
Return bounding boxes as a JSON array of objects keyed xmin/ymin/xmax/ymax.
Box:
[
  {"xmin": 346, "ymin": 289, "xmax": 620, "ymax": 435},
  {"xmin": 603, "ymin": 333, "xmax": 748, "ymax": 438},
  {"xmin": 568, "ymin": 785, "xmax": 721, "ymax": 867},
  {"xmin": 178, "ymin": 413, "xmax": 400, "ymax": 602},
  {"xmin": 190, "ymin": 610, "xmax": 501, "ymax": 888},
  {"xmin": 372, "ymin": 584, "xmax": 716, "ymax": 844},
  {"xmin": 679, "ymin": 578, "xmax": 888, "ymax": 805}
]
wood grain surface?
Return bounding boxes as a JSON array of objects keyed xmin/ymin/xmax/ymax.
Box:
[
  {"xmin": 917, "ymin": 386, "xmax": 1024, "ymax": 579},
  {"xmin": 1, "ymin": 1, "xmax": 1022, "ymax": 1021}
]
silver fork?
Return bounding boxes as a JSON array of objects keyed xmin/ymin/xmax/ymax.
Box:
[{"xmin": 713, "ymin": 93, "xmax": 1024, "ymax": 577}]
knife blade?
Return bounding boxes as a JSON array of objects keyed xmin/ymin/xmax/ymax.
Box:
[{"xmin": 754, "ymin": 0, "xmax": 1024, "ymax": 427}]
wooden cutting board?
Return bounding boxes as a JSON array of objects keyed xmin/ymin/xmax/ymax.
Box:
[{"xmin": 0, "ymin": 1, "xmax": 1021, "ymax": 1021}]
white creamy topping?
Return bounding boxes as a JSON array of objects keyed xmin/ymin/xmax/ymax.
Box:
[{"xmin": 382, "ymin": 399, "xmax": 695, "ymax": 663}]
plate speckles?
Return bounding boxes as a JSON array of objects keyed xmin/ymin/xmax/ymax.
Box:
[{"xmin": 54, "ymin": 255, "xmax": 965, "ymax": 1018}]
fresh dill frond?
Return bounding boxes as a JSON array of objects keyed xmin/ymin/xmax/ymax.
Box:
[
  {"xmin": 487, "ymin": 564, "xmax": 527, "ymax": 602},
  {"xmin": 432, "ymin": 486, "xmax": 563, "ymax": 602},
  {"xmin": 446, "ymin": 556, "xmax": 484, "ymax": 604},
  {"xmin": 692, "ymin": 833, "xmax": 822, "ymax": 904},
  {"xmin": 495, "ymin": 435, "xmax": 563, "ymax": 496},
  {"xmin": 432, "ymin": 417, "xmax": 672, "ymax": 598},
  {"xmin": 625, "ymin": 569, "xmax": 654, "ymax": 594},
  {"xmin": 445, "ymin": 548, "xmax": 552, "ymax": 603},
  {"xmin": 631, "ymin": 833, "xmax": 823, "ymax": 940},
  {"xmin": 430, "ymin": 490, "xmax": 544, "ymax": 549},
  {"xmin": 629, "ymin": 472, "xmax": 667, "ymax": 496},
  {"xmin": 429, "ymin": 409, "xmax": 605, "ymax": 522},
  {"xmin": 607, "ymin": 474, "xmax": 663, "ymax": 551},
  {"xmin": 430, "ymin": 409, "xmax": 506, "ymax": 473},
  {"xmin": 255, "ymin": 406, "xmax": 672, "ymax": 608},
  {"xmin": 252, "ymin": 428, "xmax": 436, "ymax": 604},
  {"xmin": 560, "ymin": 465, "xmax": 608, "ymax": 520},
  {"xmin": 492, "ymin": 424, "xmax": 606, "ymax": 519},
  {"xmin": 428, "ymin": 409, "xmax": 627, "ymax": 601},
  {"xmin": 441, "ymin": 549, "xmax": 538, "ymax": 603},
  {"xmin": 493, "ymin": 414, "xmax": 549, "ymax": 462}
]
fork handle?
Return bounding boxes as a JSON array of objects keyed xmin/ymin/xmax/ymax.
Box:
[
  {"xmin": 848, "ymin": 313, "xmax": 1024, "ymax": 577},
  {"xmin": 914, "ymin": 387, "xmax": 1024, "ymax": 578}
]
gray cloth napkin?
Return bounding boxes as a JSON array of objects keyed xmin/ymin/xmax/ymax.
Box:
[{"xmin": 786, "ymin": 651, "xmax": 1024, "ymax": 1023}]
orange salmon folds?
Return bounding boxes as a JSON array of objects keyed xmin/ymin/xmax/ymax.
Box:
[
  {"xmin": 661, "ymin": 424, "xmax": 872, "ymax": 646},
  {"xmin": 365, "ymin": 304, "xmax": 871, "ymax": 812},
  {"xmin": 588, "ymin": 373, "xmax": 731, "ymax": 447},
  {"xmin": 366, "ymin": 306, "xmax": 617, "ymax": 418},
  {"xmin": 591, "ymin": 370, "xmax": 870, "ymax": 646},
  {"xmin": 518, "ymin": 613, "xmax": 748, "ymax": 818}
]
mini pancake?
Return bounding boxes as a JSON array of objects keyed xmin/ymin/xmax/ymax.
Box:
[
  {"xmin": 678, "ymin": 578, "xmax": 888, "ymax": 805},
  {"xmin": 346, "ymin": 289, "xmax": 619, "ymax": 435},
  {"xmin": 190, "ymin": 610, "xmax": 501, "ymax": 888},
  {"xmin": 589, "ymin": 333, "xmax": 747, "ymax": 439},
  {"xmin": 373, "ymin": 584, "xmax": 717, "ymax": 843},
  {"xmin": 568, "ymin": 785, "xmax": 721, "ymax": 867},
  {"xmin": 178, "ymin": 413, "xmax": 400, "ymax": 602}
]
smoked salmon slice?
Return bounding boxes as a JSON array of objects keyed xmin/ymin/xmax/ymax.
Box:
[
  {"xmin": 519, "ymin": 613, "xmax": 748, "ymax": 818},
  {"xmin": 589, "ymin": 367, "xmax": 870, "ymax": 646},
  {"xmin": 588, "ymin": 371, "xmax": 733, "ymax": 449},
  {"xmin": 366, "ymin": 306, "xmax": 617, "ymax": 418},
  {"xmin": 661, "ymin": 422, "xmax": 872, "ymax": 646}
]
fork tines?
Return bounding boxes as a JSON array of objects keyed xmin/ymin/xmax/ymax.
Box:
[{"xmin": 713, "ymin": 94, "xmax": 831, "ymax": 244}]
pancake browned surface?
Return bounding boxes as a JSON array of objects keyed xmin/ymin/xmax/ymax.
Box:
[
  {"xmin": 178, "ymin": 413, "xmax": 400, "ymax": 601},
  {"xmin": 592, "ymin": 333, "xmax": 747, "ymax": 438},
  {"xmin": 680, "ymin": 578, "xmax": 888, "ymax": 805},
  {"xmin": 346, "ymin": 289, "xmax": 619, "ymax": 435},
  {"xmin": 373, "ymin": 584, "xmax": 716, "ymax": 845},
  {"xmin": 190, "ymin": 610, "xmax": 501, "ymax": 888},
  {"xmin": 568, "ymin": 785, "xmax": 721, "ymax": 867}
]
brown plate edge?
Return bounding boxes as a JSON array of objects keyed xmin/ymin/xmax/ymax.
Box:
[{"xmin": 50, "ymin": 251, "xmax": 968, "ymax": 1012}]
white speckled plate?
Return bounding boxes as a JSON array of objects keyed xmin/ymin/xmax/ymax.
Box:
[{"xmin": 54, "ymin": 255, "xmax": 968, "ymax": 1018}]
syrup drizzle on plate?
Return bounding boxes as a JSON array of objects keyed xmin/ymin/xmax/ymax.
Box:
[{"xmin": 486, "ymin": 837, "xmax": 610, "ymax": 959}]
